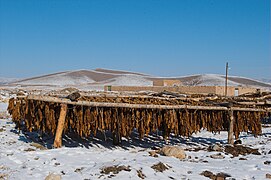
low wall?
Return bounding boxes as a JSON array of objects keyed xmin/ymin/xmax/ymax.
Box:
[
  {"xmin": 105, "ymin": 85, "xmax": 259, "ymax": 96},
  {"xmin": 153, "ymin": 80, "xmax": 182, "ymax": 86},
  {"xmin": 215, "ymin": 86, "xmax": 235, "ymax": 96},
  {"xmin": 238, "ymin": 87, "xmax": 259, "ymax": 95},
  {"xmin": 105, "ymin": 86, "xmax": 217, "ymax": 95}
]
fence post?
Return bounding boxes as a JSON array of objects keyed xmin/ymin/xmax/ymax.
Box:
[
  {"xmin": 53, "ymin": 103, "xmax": 67, "ymax": 148},
  {"xmin": 227, "ymin": 108, "xmax": 234, "ymax": 145}
]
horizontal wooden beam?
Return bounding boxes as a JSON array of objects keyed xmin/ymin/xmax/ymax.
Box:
[
  {"xmin": 236, "ymin": 101, "xmax": 266, "ymax": 106},
  {"xmin": 232, "ymin": 95, "xmax": 271, "ymax": 101},
  {"xmin": 22, "ymin": 95, "xmax": 270, "ymax": 112}
]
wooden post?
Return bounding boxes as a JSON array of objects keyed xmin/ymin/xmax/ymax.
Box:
[
  {"xmin": 112, "ymin": 131, "xmax": 121, "ymax": 145},
  {"xmin": 225, "ymin": 62, "xmax": 228, "ymax": 97},
  {"xmin": 112, "ymin": 109, "xmax": 121, "ymax": 145},
  {"xmin": 53, "ymin": 103, "xmax": 68, "ymax": 148},
  {"xmin": 227, "ymin": 108, "xmax": 234, "ymax": 145}
]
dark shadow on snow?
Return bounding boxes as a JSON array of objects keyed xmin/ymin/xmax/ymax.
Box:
[
  {"xmin": 10, "ymin": 118, "xmax": 271, "ymax": 150},
  {"xmin": 10, "ymin": 125, "xmax": 228, "ymax": 150}
]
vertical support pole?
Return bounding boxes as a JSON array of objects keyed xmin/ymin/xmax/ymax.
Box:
[
  {"xmin": 112, "ymin": 131, "xmax": 121, "ymax": 145},
  {"xmin": 54, "ymin": 103, "xmax": 68, "ymax": 148},
  {"xmin": 225, "ymin": 62, "xmax": 228, "ymax": 97},
  {"xmin": 227, "ymin": 108, "xmax": 234, "ymax": 145},
  {"xmin": 112, "ymin": 108, "xmax": 121, "ymax": 145}
]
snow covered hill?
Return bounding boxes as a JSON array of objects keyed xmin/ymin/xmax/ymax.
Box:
[
  {"xmin": 0, "ymin": 77, "xmax": 20, "ymax": 85},
  {"xmin": 175, "ymin": 74, "xmax": 271, "ymax": 88},
  {"xmin": 261, "ymin": 78, "xmax": 271, "ymax": 84},
  {"xmin": 2, "ymin": 68, "xmax": 271, "ymax": 90}
]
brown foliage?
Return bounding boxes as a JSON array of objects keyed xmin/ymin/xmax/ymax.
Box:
[{"xmin": 8, "ymin": 97, "xmax": 263, "ymax": 141}]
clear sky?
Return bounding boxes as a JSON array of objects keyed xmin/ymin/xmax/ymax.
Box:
[{"xmin": 0, "ymin": 0, "xmax": 270, "ymax": 78}]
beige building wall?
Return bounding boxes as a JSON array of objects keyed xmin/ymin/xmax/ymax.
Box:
[
  {"xmin": 153, "ymin": 80, "xmax": 182, "ymax": 86},
  {"xmin": 152, "ymin": 80, "xmax": 164, "ymax": 86},
  {"xmin": 105, "ymin": 85, "xmax": 259, "ymax": 96},
  {"xmin": 178, "ymin": 86, "xmax": 217, "ymax": 95},
  {"xmin": 215, "ymin": 86, "xmax": 235, "ymax": 96},
  {"xmin": 215, "ymin": 86, "xmax": 259, "ymax": 96},
  {"xmin": 106, "ymin": 86, "xmax": 217, "ymax": 95}
]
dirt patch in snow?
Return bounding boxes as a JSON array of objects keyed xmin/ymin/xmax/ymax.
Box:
[
  {"xmin": 0, "ymin": 112, "xmax": 10, "ymax": 119},
  {"xmin": 0, "ymin": 173, "xmax": 8, "ymax": 179},
  {"xmin": 100, "ymin": 165, "xmax": 131, "ymax": 175},
  {"xmin": 224, "ymin": 145, "xmax": 261, "ymax": 157},
  {"xmin": 137, "ymin": 169, "xmax": 146, "ymax": 179},
  {"xmin": 30, "ymin": 142, "xmax": 47, "ymax": 150},
  {"xmin": 24, "ymin": 148, "xmax": 36, "ymax": 152},
  {"xmin": 151, "ymin": 162, "xmax": 169, "ymax": 172},
  {"xmin": 200, "ymin": 170, "xmax": 231, "ymax": 180}
]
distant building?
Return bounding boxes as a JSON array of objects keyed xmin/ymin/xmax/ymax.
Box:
[
  {"xmin": 153, "ymin": 79, "xmax": 182, "ymax": 86},
  {"xmin": 104, "ymin": 85, "xmax": 261, "ymax": 96}
]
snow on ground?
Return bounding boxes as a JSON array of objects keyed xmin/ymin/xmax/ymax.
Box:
[
  {"xmin": 15, "ymin": 73, "xmax": 95, "ymax": 86},
  {"xmin": 0, "ymin": 78, "xmax": 20, "ymax": 85},
  {"xmin": 0, "ymin": 103, "xmax": 7, "ymax": 111},
  {"xmin": 0, "ymin": 90, "xmax": 12, "ymax": 103},
  {"xmin": 74, "ymin": 85, "xmax": 105, "ymax": 91},
  {"xmin": 0, "ymin": 103, "xmax": 271, "ymax": 180},
  {"xmin": 198, "ymin": 74, "xmax": 240, "ymax": 86},
  {"xmin": 104, "ymin": 75, "xmax": 153, "ymax": 86}
]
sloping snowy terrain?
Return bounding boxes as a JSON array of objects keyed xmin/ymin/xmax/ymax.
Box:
[
  {"xmin": 3, "ymin": 68, "xmax": 271, "ymax": 91},
  {"xmin": 103, "ymin": 75, "xmax": 153, "ymax": 86},
  {"xmin": 175, "ymin": 74, "xmax": 271, "ymax": 89},
  {"xmin": 0, "ymin": 78, "xmax": 20, "ymax": 85},
  {"xmin": 1, "ymin": 102, "xmax": 271, "ymax": 180},
  {"xmin": 181, "ymin": 74, "xmax": 240, "ymax": 86},
  {"xmin": 11, "ymin": 72, "xmax": 96, "ymax": 86},
  {"xmin": 261, "ymin": 79, "xmax": 271, "ymax": 84}
]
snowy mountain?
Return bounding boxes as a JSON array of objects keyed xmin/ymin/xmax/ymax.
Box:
[
  {"xmin": 260, "ymin": 78, "xmax": 271, "ymax": 84},
  {"xmin": 2, "ymin": 68, "xmax": 271, "ymax": 90},
  {"xmin": 0, "ymin": 77, "xmax": 20, "ymax": 85}
]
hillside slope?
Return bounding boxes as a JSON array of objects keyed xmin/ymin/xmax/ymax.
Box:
[{"xmin": 5, "ymin": 69, "xmax": 271, "ymax": 90}]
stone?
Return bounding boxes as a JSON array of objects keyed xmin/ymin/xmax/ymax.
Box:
[
  {"xmin": 149, "ymin": 151, "xmax": 158, "ymax": 157},
  {"xmin": 209, "ymin": 144, "xmax": 223, "ymax": 152},
  {"xmin": 66, "ymin": 92, "xmax": 80, "ymax": 102},
  {"xmin": 216, "ymin": 172, "xmax": 231, "ymax": 179},
  {"xmin": 101, "ymin": 165, "xmax": 131, "ymax": 174},
  {"xmin": 137, "ymin": 169, "xmax": 146, "ymax": 179},
  {"xmin": 234, "ymin": 139, "xmax": 242, "ymax": 145},
  {"xmin": 225, "ymin": 145, "xmax": 260, "ymax": 157},
  {"xmin": 160, "ymin": 146, "xmax": 186, "ymax": 160},
  {"xmin": 264, "ymin": 161, "xmax": 271, "ymax": 165},
  {"xmin": 200, "ymin": 170, "xmax": 231, "ymax": 180},
  {"xmin": 151, "ymin": 162, "xmax": 169, "ymax": 172},
  {"xmin": 0, "ymin": 174, "xmax": 8, "ymax": 179},
  {"xmin": 200, "ymin": 170, "xmax": 215, "ymax": 179},
  {"xmin": 266, "ymin": 173, "xmax": 271, "ymax": 179},
  {"xmin": 45, "ymin": 173, "xmax": 61, "ymax": 180},
  {"xmin": 210, "ymin": 153, "xmax": 225, "ymax": 159},
  {"xmin": 30, "ymin": 143, "xmax": 47, "ymax": 150}
]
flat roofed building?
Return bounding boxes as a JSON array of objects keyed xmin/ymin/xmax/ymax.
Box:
[{"xmin": 153, "ymin": 79, "xmax": 182, "ymax": 86}]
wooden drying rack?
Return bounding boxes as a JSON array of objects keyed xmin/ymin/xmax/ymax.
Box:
[{"xmin": 16, "ymin": 94, "xmax": 269, "ymax": 148}]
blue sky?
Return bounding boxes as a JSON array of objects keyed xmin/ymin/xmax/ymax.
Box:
[{"xmin": 0, "ymin": 0, "xmax": 270, "ymax": 78}]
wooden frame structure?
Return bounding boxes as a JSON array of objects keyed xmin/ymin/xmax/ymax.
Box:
[{"xmin": 7, "ymin": 94, "xmax": 271, "ymax": 148}]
